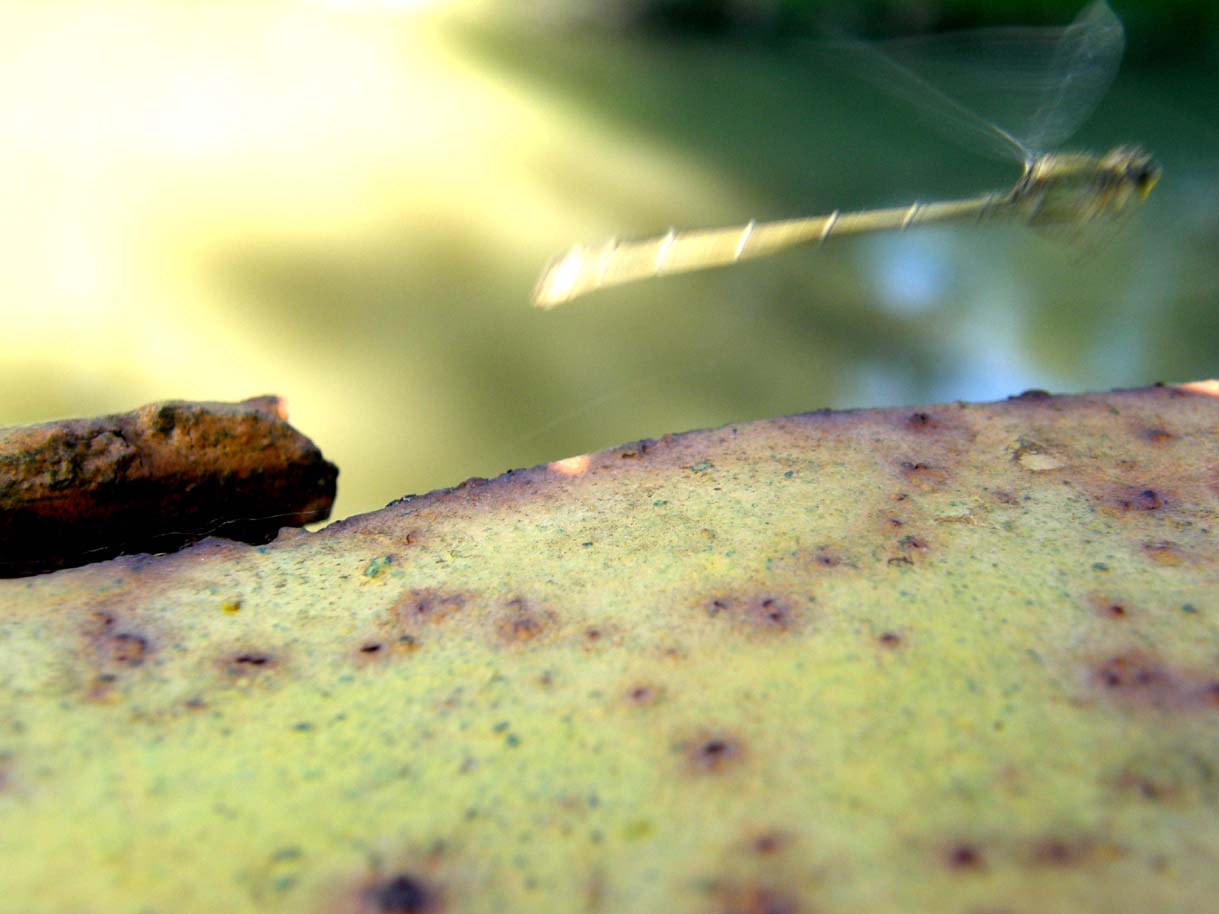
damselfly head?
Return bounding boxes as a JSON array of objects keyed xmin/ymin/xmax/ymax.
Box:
[{"xmin": 1102, "ymin": 146, "xmax": 1161, "ymax": 200}]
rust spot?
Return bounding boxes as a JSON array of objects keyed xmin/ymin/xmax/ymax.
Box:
[
  {"xmin": 1030, "ymin": 837, "xmax": 1091, "ymax": 867},
  {"xmin": 889, "ymin": 532, "xmax": 930, "ymax": 566},
  {"xmin": 713, "ymin": 884, "xmax": 798, "ymax": 914},
  {"xmin": 357, "ymin": 635, "xmax": 420, "ymax": 662},
  {"xmin": 502, "ymin": 615, "xmax": 542, "ymax": 641},
  {"xmin": 618, "ymin": 440, "xmax": 655, "ymax": 460},
  {"xmin": 1090, "ymin": 651, "xmax": 1219, "ymax": 712},
  {"xmin": 1113, "ymin": 488, "xmax": 1164, "ymax": 512},
  {"xmin": 1113, "ymin": 748, "xmax": 1216, "ymax": 804},
  {"xmin": 496, "ymin": 598, "xmax": 554, "ymax": 645},
  {"xmin": 364, "ymin": 873, "xmax": 437, "ymax": 913},
  {"xmin": 898, "ymin": 460, "xmax": 948, "ymax": 488},
  {"xmin": 686, "ymin": 734, "xmax": 744, "ymax": 774},
  {"xmin": 233, "ymin": 652, "xmax": 272, "ymax": 667},
  {"xmin": 1143, "ymin": 541, "xmax": 1185, "ymax": 565},
  {"xmin": 810, "ymin": 550, "xmax": 843, "ymax": 569},
  {"xmin": 1088, "ymin": 593, "xmax": 1132, "ymax": 620},
  {"xmin": 81, "ymin": 611, "xmax": 156, "ymax": 685},
  {"xmin": 754, "ymin": 597, "xmax": 792, "ymax": 626},
  {"xmin": 626, "ymin": 684, "xmax": 661, "ymax": 706},
  {"xmin": 1094, "ymin": 653, "xmax": 1167, "ymax": 691},
  {"xmin": 877, "ymin": 631, "xmax": 903, "ymax": 648},
  {"xmin": 946, "ymin": 843, "xmax": 985, "ymax": 871},
  {"xmin": 750, "ymin": 831, "xmax": 789, "ymax": 855},
  {"xmin": 107, "ymin": 632, "xmax": 149, "ymax": 667},
  {"xmin": 705, "ymin": 595, "xmax": 801, "ymax": 632},
  {"xmin": 394, "ymin": 589, "xmax": 467, "ymax": 627},
  {"xmin": 86, "ymin": 672, "xmax": 121, "ymax": 703},
  {"xmin": 1203, "ymin": 681, "xmax": 1219, "ymax": 707},
  {"xmin": 223, "ymin": 651, "xmax": 278, "ymax": 680}
]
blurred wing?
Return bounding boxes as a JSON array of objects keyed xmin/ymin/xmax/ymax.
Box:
[
  {"xmin": 823, "ymin": 0, "xmax": 1125, "ymax": 160},
  {"xmin": 1021, "ymin": 0, "xmax": 1124, "ymax": 151},
  {"xmin": 820, "ymin": 35, "xmax": 1033, "ymax": 163}
]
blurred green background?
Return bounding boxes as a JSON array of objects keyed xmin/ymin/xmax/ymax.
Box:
[{"xmin": 1, "ymin": 0, "xmax": 1215, "ymax": 526}]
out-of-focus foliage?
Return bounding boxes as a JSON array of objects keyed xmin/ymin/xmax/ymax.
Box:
[{"xmin": 553, "ymin": 0, "xmax": 1217, "ymax": 60}]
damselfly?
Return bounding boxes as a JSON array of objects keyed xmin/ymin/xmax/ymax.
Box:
[{"xmin": 532, "ymin": 0, "xmax": 1158, "ymax": 309}]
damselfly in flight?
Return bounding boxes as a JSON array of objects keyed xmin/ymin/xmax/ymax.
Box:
[{"xmin": 531, "ymin": 0, "xmax": 1158, "ymax": 309}]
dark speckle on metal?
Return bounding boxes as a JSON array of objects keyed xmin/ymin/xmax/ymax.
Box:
[{"xmin": 367, "ymin": 874, "xmax": 432, "ymax": 913}]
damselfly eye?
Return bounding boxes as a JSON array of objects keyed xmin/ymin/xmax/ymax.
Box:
[{"xmin": 1132, "ymin": 160, "xmax": 1161, "ymax": 195}]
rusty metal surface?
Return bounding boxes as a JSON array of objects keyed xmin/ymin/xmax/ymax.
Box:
[
  {"xmin": 0, "ymin": 396, "xmax": 337, "ymax": 576},
  {"xmin": 0, "ymin": 383, "xmax": 1216, "ymax": 913}
]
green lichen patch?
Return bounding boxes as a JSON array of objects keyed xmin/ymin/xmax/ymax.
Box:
[{"xmin": 1, "ymin": 383, "xmax": 1217, "ymax": 913}]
